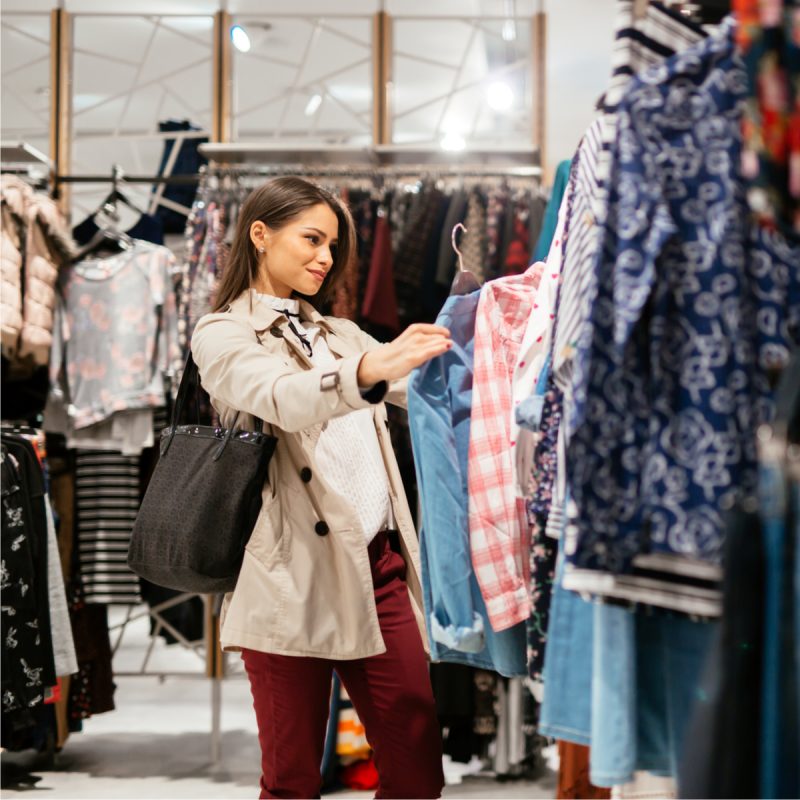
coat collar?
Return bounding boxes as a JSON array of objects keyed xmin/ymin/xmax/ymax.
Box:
[
  {"xmin": 228, "ymin": 289, "xmax": 334, "ymax": 334},
  {"xmin": 227, "ymin": 290, "xmax": 354, "ymax": 365}
]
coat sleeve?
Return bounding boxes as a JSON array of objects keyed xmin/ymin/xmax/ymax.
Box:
[
  {"xmin": 191, "ymin": 312, "xmax": 388, "ymax": 433},
  {"xmin": 334, "ymin": 317, "xmax": 408, "ymax": 410}
]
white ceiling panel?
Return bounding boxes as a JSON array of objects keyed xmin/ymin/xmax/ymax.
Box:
[
  {"xmin": 1, "ymin": 17, "xmax": 50, "ymax": 74},
  {"xmin": 136, "ymin": 23, "xmax": 212, "ymax": 87},
  {"xmin": 73, "ymin": 17, "xmax": 162, "ymax": 63}
]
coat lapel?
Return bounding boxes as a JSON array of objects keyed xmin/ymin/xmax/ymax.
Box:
[{"xmin": 230, "ymin": 290, "xmax": 357, "ymax": 365}]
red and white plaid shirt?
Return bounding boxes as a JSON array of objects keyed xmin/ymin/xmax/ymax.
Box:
[{"xmin": 468, "ymin": 261, "xmax": 544, "ymax": 632}]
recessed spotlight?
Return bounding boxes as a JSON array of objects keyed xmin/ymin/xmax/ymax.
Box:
[
  {"xmin": 230, "ymin": 25, "xmax": 251, "ymax": 53},
  {"xmin": 440, "ymin": 132, "xmax": 466, "ymax": 152},
  {"xmin": 305, "ymin": 94, "xmax": 322, "ymax": 116},
  {"xmin": 502, "ymin": 19, "xmax": 516, "ymax": 41}
]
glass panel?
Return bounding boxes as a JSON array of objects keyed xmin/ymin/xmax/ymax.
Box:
[
  {"xmin": 70, "ymin": 14, "xmax": 213, "ymax": 223},
  {"xmin": 392, "ymin": 17, "xmax": 532, "ymax": 149},
  {"xmin": 231, "ymin": 15, "xmax": 373, "ymax": 146},
  {"xmin": 1, "ymin": 13, "xmax": 51, "ymax": 160}
]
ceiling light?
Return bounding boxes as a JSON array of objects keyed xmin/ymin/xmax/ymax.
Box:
[
  {"xmin": 230, "ymin": 25, "xmax": 251, "ymax": 53},
  {"xmin": 487, "ymin": 81, "xmax": 514, "ymax": 112},
  {"xmin": 502, "ymin": 19, "xmax": 517, "ymax": 41},
  {"xmin": 304, "ymin": 93, "xmax": 322, "ymax": 116},
  {"xmin": 440, "ymin": 132, "xmax": 466, "ymax": 152}
]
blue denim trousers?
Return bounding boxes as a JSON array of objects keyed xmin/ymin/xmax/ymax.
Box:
[
  {"xmin": 590, "ymin": 604, "xmax": 716, "ymax": 787},
  {"xmin": 538, "ymin": 535, "xmax": 594, "ymax": 745}
]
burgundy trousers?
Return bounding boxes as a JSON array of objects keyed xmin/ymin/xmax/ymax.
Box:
[{"xmin": 241, "ymin": 531, "xmax": 445, "ymax": 800}]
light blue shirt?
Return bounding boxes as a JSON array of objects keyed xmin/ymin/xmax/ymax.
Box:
[{"xmin": 408, "ymin": 290, "xmax": 527, "ymax": 677}]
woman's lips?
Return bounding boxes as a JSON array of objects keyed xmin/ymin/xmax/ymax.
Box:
[{"xmin": 307, "ymin": 269, "xmax": 326, "ymax": 282}]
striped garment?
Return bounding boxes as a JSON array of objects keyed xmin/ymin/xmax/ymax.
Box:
[
  {"xmin": 543, "ymin": 3, "xmax": 709, "ymax": 555},
  {"xmin": 596, "ymin": 0, "xmax": 709, "ymax": 218},
  {"xmin": 74, "ymin": 407, "xmax": 169, "ymax": 605},
  {"xmin": 76, "ymin": 450, "xmax": 142, "ymax": 605}
]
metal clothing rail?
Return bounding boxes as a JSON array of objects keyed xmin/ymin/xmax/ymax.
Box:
[{"xmin": 54, "ymin": 174, "xmax": 201, "ymax": 185}]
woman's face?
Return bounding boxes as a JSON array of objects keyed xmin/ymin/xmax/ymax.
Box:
[{"xmin": 250, "ymin": 203, "xmax": 339, "ymax": 299}]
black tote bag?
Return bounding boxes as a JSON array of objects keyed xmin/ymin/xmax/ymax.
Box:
[{"xmin": 128, "ymin": 354, "xmax": 277, "ymax": 593}]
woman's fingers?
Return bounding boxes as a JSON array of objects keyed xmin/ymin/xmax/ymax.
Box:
[
  {"xmin": 408, "ymin": 339, "xmax": 452, "ymax": 367},
  {"xmin": 404, "ymin": 323, "xmax": 451, "ymax": 339}
]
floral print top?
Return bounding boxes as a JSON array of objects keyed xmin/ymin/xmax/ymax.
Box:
[
  {"xmin": 735, "ymin": 0, "xmax": 800, "ymax": 236},
  {"xmin": 50, "ymin": 242, "xmax": 180, "ymax": 429}
]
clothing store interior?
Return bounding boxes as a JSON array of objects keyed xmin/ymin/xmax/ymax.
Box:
[{"xmin": 2, "ymin": 0, "xmax": 799, "ymax": 798}]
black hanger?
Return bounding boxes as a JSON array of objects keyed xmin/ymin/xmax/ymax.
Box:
[
  {"xmin": 664, "ymin": 0, "xmax": 729, "ymax": 25},
  {"xmin": 93, "ymin": 164, "xmax": 145, "ymax": 217},
  {"xmin": 72, "ymin": 225, "xmax": 133, "ymax": 261},
  {"xmin": 72, "ymin": 165, "xmax": 137, "ymax": 260}
]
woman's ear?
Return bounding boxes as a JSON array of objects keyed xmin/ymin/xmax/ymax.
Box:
[{"xmin": 250, "ymin": 220, "xmax": 268, "ymax": 253}]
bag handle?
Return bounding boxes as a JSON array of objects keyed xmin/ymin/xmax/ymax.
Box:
[{"xmin": 162, "ymin": 352, "xmax": 269, "ymax": 459}]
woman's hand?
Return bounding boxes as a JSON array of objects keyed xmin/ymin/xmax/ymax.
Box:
[{"xmin": 357, "ymin": 323, "xmax": 452, "ymax": 387}]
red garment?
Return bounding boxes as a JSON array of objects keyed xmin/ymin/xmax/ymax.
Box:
[
  {"xmin": 242, "ymin": 532, "xmax": 444, "ymax": 800},
  {"xmin": 361, "ymin": 214, "xmax": 400, "ymax": 333},
  {"xmin": 557, "ymin": 741, "xmax": 611, "ymax": 800},
  {"xmin": 504, "ymin": 209, "xmax": 531, "ymax": 276},
  {"xmin": 340, "ymin": 757, "xmax": 380, "ymax": 791}
]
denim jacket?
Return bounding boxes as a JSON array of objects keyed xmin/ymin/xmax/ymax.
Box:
[{"xmin": 408, "ymin": 290, "xmax": 527, "ymax": 677}]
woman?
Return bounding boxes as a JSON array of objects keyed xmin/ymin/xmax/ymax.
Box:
[{"xmin": 191, "ymin": 176, "xmax": 451, "ymax": 799}]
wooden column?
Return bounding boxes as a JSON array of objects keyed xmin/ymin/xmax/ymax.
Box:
[
  {"xmin": 209, "ymin": 10, "xmax": 233, "ymax": 682},
  {"xmin": 50, "ymin": 9, "xmax": 72, "ymax": 216},
  {"xmin": 372, "ymin": 11, "xmax": 392, "ymax": 146},
  {"xmin": 212, "ymin": 11, "xmax": 233, "ymax": 144},
  {"xmin": 531, "ymin": 11, "xmax": 547, "ymax": 181}
]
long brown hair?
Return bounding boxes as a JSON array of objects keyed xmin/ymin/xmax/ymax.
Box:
[{"xmin": 213, "ymin": 176, "xmax": 356, "ymax": 312}]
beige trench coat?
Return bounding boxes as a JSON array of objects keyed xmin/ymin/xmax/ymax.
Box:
[{"xmin": 191, "ymin": 290, "xmax": 429, "ymax": 659}]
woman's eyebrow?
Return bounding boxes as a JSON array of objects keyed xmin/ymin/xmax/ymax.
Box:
[{"xmin": 302, "ymin": 226, "xmax": 337, "ymax": 244}]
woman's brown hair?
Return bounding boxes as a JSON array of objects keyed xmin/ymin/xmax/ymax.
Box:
[{"xmin": 213, "ymin": 176, "xmax": 356, "ymax": 312}]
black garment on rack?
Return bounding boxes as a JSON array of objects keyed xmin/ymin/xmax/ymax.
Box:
[
  {"xmin": 419, "ymin": 193, "xmax": 453, "ymax": 323},
  {"xmin": 152, "ymin": 119, "xmax": 207, "ymax": 234},
  {"xmin": 430, "ymin": 663, "xmax": 478, "ymax": 763},
  {"xmin": 66, "ymin": 596, "xmax": 116, "ymax": 728},
  {"xmin": 0, "ymin": 435, "xmax": 57, "ymax": 748},
  {"xmin": 1, "ymin": 359, "xmax": 49, "ymax": 421},
  {"xmin": 678, "ymin": 506, "xmax": 764, "ymax": 798},
  {"xmin": 393, "ymin": 186, "xmax": 445, "ymax": 327}
]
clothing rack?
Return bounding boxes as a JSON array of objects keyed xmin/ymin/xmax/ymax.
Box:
[{"xmin": 55, "ymin": 174, "xmax": 201, "ymax": 186}]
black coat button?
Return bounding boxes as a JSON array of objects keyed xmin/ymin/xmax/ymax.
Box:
[
  {"xmin": 315, "ymin": 521, "xmax": 330, "ymax": 537},
  {"xmin": 300, "ymin": 467, "xmax": 312, "ymax": 483}
]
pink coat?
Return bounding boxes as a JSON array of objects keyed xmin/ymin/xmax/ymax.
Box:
[{"xmin": 1, "ymin": 176, "xmax": 75, "ymax": 368}]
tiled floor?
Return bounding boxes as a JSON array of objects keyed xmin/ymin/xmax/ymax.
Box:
[{"xmin": 2, "ymin": 608, "xmax": 556, "ymax": 799}]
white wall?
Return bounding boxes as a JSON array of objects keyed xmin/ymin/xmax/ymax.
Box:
[
  {"xmin": 2, "ymin": 0, "xmax": 616, "ymax": 179},
  {"xmin": 544, "ymin": 0, "xmax": 615, "ymax": 176}
]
